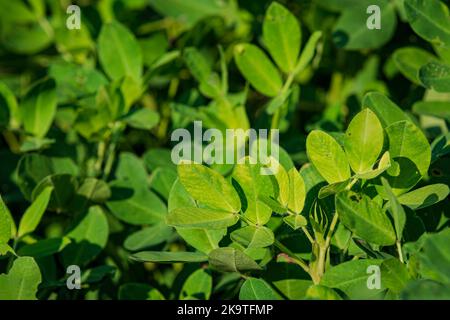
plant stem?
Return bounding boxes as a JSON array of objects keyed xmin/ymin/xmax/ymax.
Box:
[
  {"xmin": 301, "ymin": 226, "xmax": 315, "ymax": 244},
  {"xmin": 396, "ymin": 241, "xmax": 404, "ymax": 263},
  {"xmin": 94, "ymin": 141, "xmax": 106, "ymax": 176},
  {"xmin": 102, "ymin": 122, "xmax": 124, "ymax": 180},
  {"xmin": 310, "ymin": 212, "xmax": 339, "ymax": 284},
  {"xmin": 274, "ymin": 239, "xmax": 310, "ymax": 274},
  {"xmin": 324, "ymin": 211, "xmax": 339, "ymax": 249},
  {"xmin": 270, "ymin": 72, "xmax": 296, "ymax": 131},
  {"xmin": 2, "ymin": 131, "xmax": 21, "ymax": 153}
]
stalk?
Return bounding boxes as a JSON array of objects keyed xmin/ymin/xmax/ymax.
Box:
[{"xmin": 274, "ymin": 239, "xmax": 310, "ymax": 274}]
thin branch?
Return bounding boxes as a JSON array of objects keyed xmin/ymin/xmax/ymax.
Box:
[
  {"xmin": 301, "ymin": 226, "xmax": 315, "ymax": 244},
  {"xmin": 324, "ymin": 211, "xmax": 339, "ymax": 249},
  {"xmin": 396, "ymin": 241, "xmax": 404, "ymax": 263},
  {"xmin": 274, "ymin": 239, "xmax": 310, "ymax": 274}
]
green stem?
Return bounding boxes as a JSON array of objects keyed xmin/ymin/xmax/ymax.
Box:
[
  {"xmin": 274, "ymin": 239, "xmax": 310, "ymax": 274},
  {"xmin": 102, "ymin": 122, "xmax": 124, "ymax": 180},
  {"xmin": 94, "ymin": 141, "xmax": 106, "ymax": 177},
  {"xmin": 324, "ymin": 211, "xmax": 339, "ymax": 249},
  {"xmin": 301, "ymin": 226, "xmax": 315, "ymax": 244},
  {"xmin": 270, "ymin": 72, "xmax": 296, "ymax": 132},
  {"xmin": 396, "ymin": 241, "xmax": 404, "ymax": 263}
]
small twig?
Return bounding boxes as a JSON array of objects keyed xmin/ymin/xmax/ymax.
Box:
[
  {"xmin": 396, "ymin": 241, "xmax": 404, "ymax": 263},
  {"xmin": 324, "ymin": 211, "xmax": 339, "ymax": 249},
  {"xmin": 274, "ymin": 239, "xmax": 310, "ymax": 274},
  {"xmin": 301, "ymin": 226, "xmax": 315, "ymax": 244}
]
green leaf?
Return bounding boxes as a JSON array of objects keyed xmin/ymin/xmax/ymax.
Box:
[
  {"xmin": 354, "ymin": 151, "xmax": 391, "ymax": 180},
  {"xmin": 148, "ymin": 0, "xmax": 228, "ymax": 28},
  {"xmin": 419, "ymin": 62, "xmax": 450, "ymax": 92},
  {"xmin": 231, "ymin": 226, "xmax": 274, "ymax": 248},
  {"xmin": 273, "ymin": 161, "xmax": 289, "ymax": 207},
  {"xmin": 398, "ymin": 184, "xmax": 449, "ymax": 209},
  {"xmin": 72, "ymin": 178, "xmax": 111, "ymax": 209},
  {"xmin": 176, "ymin": 228, "xmax": 226, "ymax": 255},
  {"xmin": 336, "ymin": 191, "xmax": 396, "ymax": 246},
  {"xmin": 234, "ymin": 44, "xmax": 283, "ymax": 97},
  {"xmin": 183, "ymin": 48, "xmax": 221, "ymax": 98},
  {"xmin": 287, "ymin": 168, "xmax": 306, "ymax": 214},
  {"xmin": 293, "ymin": 31, "xmax": 322, "ymax": 74},
  {"xmin": 31, "ymin": 174, "xmax": 78, "ymax": 213},
  {"xmin": 124, "ymin": 108, "xmax": 160, "ymax": 130},
  {"xmin": 305, "ymin": 285, "xmax": 343, "ymax": 300},
  {"xmin": 418, "ymin": 229, "xmax": 450, "ymax": 284},
  {"xmin": 166, "ymin": 207, "xmax": 239, "ymax": 229},
  {"xmin": 106, "ymin": 180, "xmax": 166, "ymax": 225},
  {"xmin": 363, "ymin": 92, "xmax": 409, "ymax": 128},
  {"xmin": 1, "ymin": 20, "xmax": 52, "ymax": 55},
  {"xmin": 0, "ymin": 196, "xmax": 12, "ymax": 243},
  {"xmin": 115, "ymin": 152, "xmax": 148, "ymax": 188},
  {"xmin": 381, "ymin": 258, "xmax": 410, "ymax": 294},
  {"xmin": 413, "ymin": 101, "xmax": 450, "ymax": 121},
  {"xmin": 0, "ymin": 82, "xmax": 18, "ymax": 129},
  {"xmin": 333, "ymin": 0, "xmax": 396, "ymax": 50},
  {"xmin": 119, "ymin": 283, "xmax": 165, "ymax": 300},
  {"xmin": 0, "ymin": 243, "xmax": 14, "ymax": 256},
  {"xmin": 17, "ymin": 237, "xmax": 71, "ymax": 258},
  {"xmin": 430, "ymin": 132, "xmax": 450, "ymax": 162},
  {"xmin": 283, "ymin": 215, "xmax": 308, "ymax": 230},
  {"xmin": 17, "ymin": 186, "xmax": 53, "ymax": 238},
  {"xmin": 49, "ymin": 61, "xmax": 107, "ymax": 103},
  {"xmin": 61, "ymin": 206, "xmax": 109, "ymax": 267},
  {"xmin": 183, "ymin": 47, "xmax": 212, "ymax": 83},
  {"xmin": 180, "ymin": 269, "xmax": 212, "ymax": 300},
  {"xmin": 404, "ymin": 0, "xmax": 450, "ymax": 47},
  {"xmin": 16, "ymin": 153, "xmax": 79, "ymax": 200},
  {"xmin": 232, "ymin": 159, "xmax": 275, "ymax": 225},
  {"xmin": 124, "ymin": 223, "xmax": 173, "ymax": 251},
  {"xmin": 208, "ymin": 247, "xmax": 262, "ymax": 273},
  {"xmin": 259, "ymin": 195, "xmax": 287, "ymax": 214},
  {"xmin": 178, "ymin": 163, "xmax": 241, "ymax": 213},
  {"xmin": 263, "ymin": 2, "xmax": 301, "ymax": 73},
  {"xmin": 81, "ymin": 265, "xmax": 116, "ymax": 284},
  {"xmin": 383, "ymin": 120, "xmax": 431, "ymax": 194},
  {"xmin": 320, "ymin": 259, "xmax": 384, "ymax": 299},
  {"xmin": 0, "ymin": 257, "xmax": 41, "ymax": 300},
  {"xmin": 140, "ymin": 33, "xmax": 168, "ymax": 67},
  {"xmin": 381, "ymin": 178, "xmax": 406, "ymax": 240},
  {"xmin": 150, "ymin": 167, "xmax": 178, "ymax": 200},
  {"xmin": 239, "ymin": 278, "xmax": 279, "ymax": 300},
  {"xmin": 98, "ymin": 21, "xmax": 142, "ymax": 82},
  {"xmin": 318, "ymin": 179, "xmax": 352, "ymax": 199},
  {"xmin": 20, "ymin": 79, "xmax": 57, "ymax": 138},
  {"xmin": 401, "ymin": 280, "xmax": 450, "ymax": 300},
  {"xmin": 392, "ymin": 47, "xmax": 438, "ymax": 84},
  {"xmin": 344, "ymin": 109, "xmax": 384, "ymax": 173},
  {"xmin": 306, "ymin": 130, "xmax": 351, "ymax": 184},
  {"xmin": 168, "ymin": 179, "xmax": 226, "ymax": 254},
  {"xmin": 130, "ymin": 251, "xmax": 207, "ymax": 263}
]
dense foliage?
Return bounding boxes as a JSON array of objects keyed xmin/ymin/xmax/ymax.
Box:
[{"xmin": 0, "ymin": 0, "xmax": 449, "ymax": 300}]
